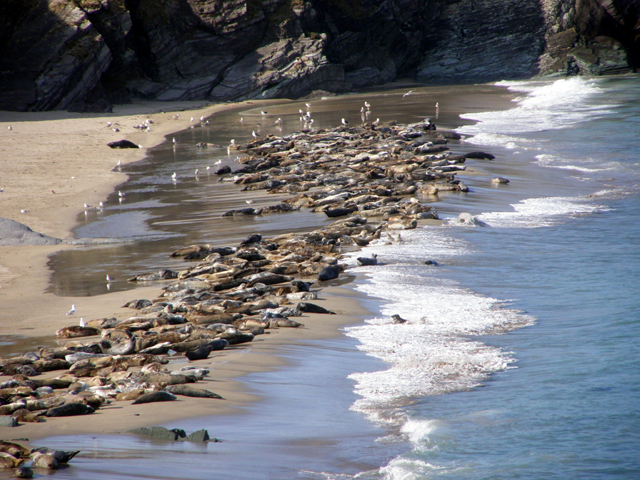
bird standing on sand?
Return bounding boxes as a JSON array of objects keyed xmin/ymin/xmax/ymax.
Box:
[
  {"xmin": 252, "ymin": 130, "xmax": 258, "ymax": 139},
  {"xmin": 79, "ymin": 318, "xmax": 85, "ymax": 327},
  {"xmin": 171, "ymin": 172, "xmax": 177, "ymax": 181},
  {"xmin": 66, "ymin": 305, "xmax": 76, "ymax": 316},
  {"xmin": 403, "ymin": 90, "xmax": 413, "ymax": 98},
  {"xmin": 8, "ymin": 125, "xmax": 12, "ymax": 130},
  {"xmin": 275, "ymin": 118, "xmax": 283, "ymax": 125},
  {"xmin": 341, "ymin": 118, "xmax": 349, "ymax": 126},
  {"xmin": 246, "ymin": 200, "xmax": 254, "ymax": 205},
  {"xmin": 364, "ymin": 101, "xmax": 371, "ymax": 110}
]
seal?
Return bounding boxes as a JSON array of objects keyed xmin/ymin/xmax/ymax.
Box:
[
  {"xmin": 46, "ymin": 403, "xmax": 94, "ymax": 417},
  {"xmin": 318, "ymin": 265, "xmax": 343, "ymax": 281},
  {"xmin": 297, "ymin": 302, "xmax": 335, "ymax": 314},
  {"xmin": 185, "ymin": 345, "xmax": 213, "ymax": 361},
  {"xmin": 132, "ymin": 391, "xmax": 177, "ymax": 404},
  {"xmin": 357, "ymin": 254, "xmax": 378, "ymax": 266},
  {"xmin": 30, "ymin": 448, "xmax": 80, "ymax": 464},
  {"xmin": 0, "ymin": 452, "xmax": 23, "ymax": 469},
  {"xmin": 165, "ymin": 385, "xmax": 222, "ymax": 399}
]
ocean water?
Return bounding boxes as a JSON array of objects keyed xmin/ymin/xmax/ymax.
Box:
[
  {"xmin": 341, "ymin": 75, "xmax": 640, "ymax": 479},
  {"xmin": 16, "ymin": 76, "xmax": 640, "ymax": 479}
]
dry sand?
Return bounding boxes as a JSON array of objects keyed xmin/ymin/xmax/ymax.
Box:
[{"xmin": 0, "ymin": 100, "xmax": 372, "ymax": 441}]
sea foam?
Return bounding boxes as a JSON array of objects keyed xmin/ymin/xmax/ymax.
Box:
[{"xmin": 343, "ymin": 228, "xmax": 533, "ymax": 425}]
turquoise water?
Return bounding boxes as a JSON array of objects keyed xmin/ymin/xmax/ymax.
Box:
[{"xmin": 14, "ymin": 75, "xmax": 639, "ymax": 479}]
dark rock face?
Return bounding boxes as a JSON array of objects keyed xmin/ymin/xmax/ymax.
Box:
[
  {"xmin": 537, "ymin": 0, "xmax": 640, "ymax": 76},
  {"xmin": 415, "ymin": 0, "xmax": 548, "ymax": 83},
  {"xmin": 0, "ymin": 0, "xmax": 637, "ymax": 111}
]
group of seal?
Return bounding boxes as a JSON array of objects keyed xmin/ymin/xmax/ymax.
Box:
[
  {"xmin": 0, "ymin": 118, "xmax": 501, "ymax": 476},
  {"xmin": 0, "ymin": 441, "xmax": 79, "ymax": 476}
]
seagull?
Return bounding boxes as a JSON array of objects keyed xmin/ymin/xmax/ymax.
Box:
[
  {"xmin": 215, "ymin": 159, "xmax": 222, "ymax": 164},
  {"xmin": 118, "ymin": 191, "xmax": 125, "ymax": 199},
  {"xmin": 373, "ymin": 118, "xmax": 380, "ymax": 125},
  {"xmin": 275, "ymin": 118, "xmax": 283, "ymax": 125},
  {"xmin": 172, "ymin": 137, "xmax": 177, "ymax": 144},
  {"xmin": 106, "ymin": 274, "xmax": 113, "ymax": 282},
  {"xmin": 190, "ymin": 117, "xmax": 194, "ymax": 123},
  {"xmin": 261, "ymin": 111, "xmax": 268, "ymax": 115},
  {"xmin": 195, "ymin": 168, "xmax": 199, "ymax": 176},
  {"xmin": 240, "ymin": 117, "xmax": 244, "ymax": 123},
  {"xmin": 200, "ymin": 116, "xmax": 205, "ymax": 122},
  {"xmin": 8, "ymin": 125, "xmax": 12, "ymax": 130},
  {"xmin": 246, "ymin": 200, "xmax": 254, "ymax": 205},
  {"xmin": 79, "ymin": 318, "xmax": 85, "ymax": 327},
  {"xmin": 252, "ymin": 130, "xmax": 258, "ymax": 139},
  {"xmin": 435, "ymin": 102, "xmax": 439, "ymax": 108},
  {"xmin": 230, "ymin": 139, "xmax": 236, "ymax": 146},
  {"xmin": 341, "ymin": 118, "xmax": 349, "ymax": 125},
  {"xmin": 403, "ymin": 90, "xmax": 413, "ymax": 98},
  {"xmin": 106, "ymin": 122, "xmax": 112, "ymax": 127},
  {"xmin": 66, "ymin": 304, "xmax": 76, "ymax": 316},
  {"xmin": 112, "ymin": 127, "xmax": 119, "ymax": 132},
  {"xmin": 99, "ymin": 201, "xmax": 106, "ymax": 207},
  {"xmin": 171, "ymin": 172, "xmax": 177, "ymax": 181},
  {"xmin": 20, "ymin": 209, "xmax": 28, "ymax": 213},
  {"xmin": 305, "ymin": 103, "xmax": 311, "ymax": 109},
  {"xmin": 117, "ymin": 159, "xmax": 122, "ymax": 167},
  {"xmin": 84, "ymin": 203, "xmax": 91, "ymax": 208},
  {"xmin": 364, "ymin": 101, "xmax": 371, "ymax": 110}
]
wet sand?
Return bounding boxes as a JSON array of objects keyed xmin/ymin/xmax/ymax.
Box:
[{"xmin": 0, "ymin": 84, "xmax": 515, "ymax": 442}]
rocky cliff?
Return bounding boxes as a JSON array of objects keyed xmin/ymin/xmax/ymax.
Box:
[{"xmin": 1, "ymin": 0, "xmax": 638, "ymax": 111}]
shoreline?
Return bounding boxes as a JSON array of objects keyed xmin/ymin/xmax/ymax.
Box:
[{"xmin": 0, "ymin": 84, "xmax": 516, "ymax": 444}]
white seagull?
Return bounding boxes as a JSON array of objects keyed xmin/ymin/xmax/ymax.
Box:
[
  {"xmin": 172, "ymin": 172, "xmax": 177, "ymax": 181},
  {"xmin": 403, "ymin": 90, "xmax": 413, "ymax": 98},
  {"xmin": 252, "ymin": 130, "xmax": 258, "ymax": 139},
  {"xmin": 106, "ymin": 274, "xmax": 113, "ymax": 282},
  {"xmin": 66, "ymin": 304, "xmax": 76, "ymax": 316},
  {"xmin": 341, "ymin": 118, "xmax": 349, "ymax": 125}
]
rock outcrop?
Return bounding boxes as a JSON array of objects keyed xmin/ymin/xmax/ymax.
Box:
[{"xmin": 0, "ymin": 0, "xmax": 638, "ymax": 111}]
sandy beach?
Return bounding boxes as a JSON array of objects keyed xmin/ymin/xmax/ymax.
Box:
[
  {"xmin": 0, "ymin": 84, "xmax": 516, "ymax": 446},
  {"xmin": 0, "ymin": 99, "xmax": 376, "ymax": 442}
]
